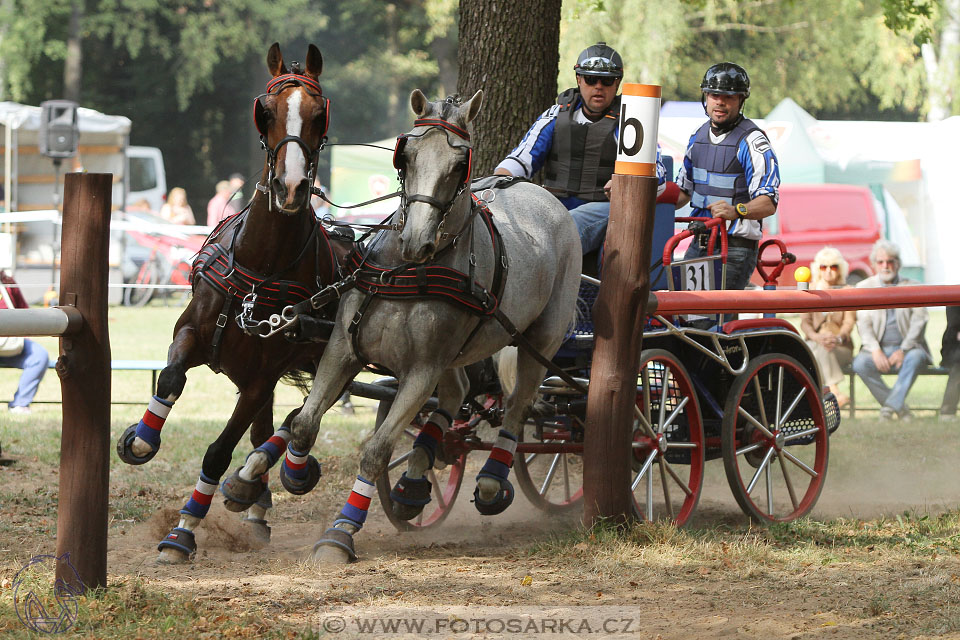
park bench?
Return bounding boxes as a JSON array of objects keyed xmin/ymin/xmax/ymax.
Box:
[
  {"xmin": 843, "ymin": 363, "xmax": 951, "ymax": 417},
  {"xmin": 1, "ymin": 359, "xmax": 166, "ymax": 405}
]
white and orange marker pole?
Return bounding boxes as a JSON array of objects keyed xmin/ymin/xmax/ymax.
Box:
[{"xmin": 583, "ymin": 83, "xmax": 661, "ymax": 525}]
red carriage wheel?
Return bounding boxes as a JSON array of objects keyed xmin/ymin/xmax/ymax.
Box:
[
  {"xmin": 374, "ymin": 397, "xmax": 466, "ymax": 531},
  {"xmin": 721, "ymin": 353, "xmax": 829, "ymax": 523},
  {"xmin": 630, "ymin": 349, "xmax": 705, "ymax": 526},
  {"xmin": 513, "ymin": 417, "xmax": 584, "ymax": 513}
]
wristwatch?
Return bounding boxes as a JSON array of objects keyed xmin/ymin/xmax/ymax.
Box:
[{"xmin": 736, "ymin": 203, "xmax": 748, "ymax": 218}]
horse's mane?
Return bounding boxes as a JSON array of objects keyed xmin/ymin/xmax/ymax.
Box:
[{"xmin": 432, "ymin": 95, "xmax": 464, "ymax": 124}]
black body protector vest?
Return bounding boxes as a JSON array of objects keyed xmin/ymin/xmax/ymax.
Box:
[
  {"xmin": 687, "ymin": 117, "xmax": 761, "ymax": 211},
  {"xmin": 542, "ymin": 88, "xmax": 620, "ymax": 202}
]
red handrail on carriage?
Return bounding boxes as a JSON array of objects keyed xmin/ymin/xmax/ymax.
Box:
[
  {"xmin": 662, "ymin": 217, "xmax": 728, "ymax": 268},
  {"xmin": 756, "ymin": 238, "xmax": 796, "ymax": 289}
]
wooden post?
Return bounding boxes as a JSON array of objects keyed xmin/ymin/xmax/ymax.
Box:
[
  {"xmin": 583, "ymin": 85, "xmax": 661, "ymax": 525},
  {"xmin": 55, "ymin": 173, "xmax": 112, "ymax": 591}
]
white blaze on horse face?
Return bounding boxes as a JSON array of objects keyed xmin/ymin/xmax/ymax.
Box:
[{"xmin": 283, "ymin": 89, "xmax": 307, "ymax": 186}]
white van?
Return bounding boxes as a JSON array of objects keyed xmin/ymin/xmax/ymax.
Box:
[{"xmin": 126, "ymin": 145, "xmax": 167, "ymax": 213}]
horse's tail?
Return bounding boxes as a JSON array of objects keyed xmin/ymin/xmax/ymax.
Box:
[{"xmin": 280, "ymin": 363, "xmax": 316, "ymax": 395}]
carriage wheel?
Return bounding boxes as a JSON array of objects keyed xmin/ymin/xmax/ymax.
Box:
[
  {"xmin": 513, "ymin": 416, "xmax": 584, "ymax": 513},
  {"xmin": 374, "ymin": 398, "xmax": 466, "ymax": 532},
  {"xmin": 124, "ymin": 257, "xmax": 160, "ymax": 307},
  {"xmin": 630, "ymin": 349, "xmax": 705, "ymax": 526},
  {"xmin": 721, "ymin": 353, "xmax": 829, "ymax": 523}
]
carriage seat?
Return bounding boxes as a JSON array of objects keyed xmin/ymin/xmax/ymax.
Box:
[{"xmin": 721, "ymin": 318, "xmax": 799, "ymax": 335}]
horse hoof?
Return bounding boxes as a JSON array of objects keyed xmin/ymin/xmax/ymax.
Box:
[
  {"xmin": 389, "ymin": 472, "xmax": 432, "ymax": 521},
  {"xmin": 242, "ymin": 517, "xmax": 272, "ymax": 544},
  {"xmin": 280, "ymin": 456, "xmax": 321, "ymax": 495},
  {"xmin": 220, "ymin": 470, "xmax": 267, "ymax": 512},
  {"xmin": 156, "ymin": 547, "xmax": 191, "ymax": 565},
  {"xmin": 116, "ymin": 424, "xmax": 158, "ymax": 465},
  {"xmin": 312, "ymin": 528, "xmax": 357, "ymax": 564},
  {"xmin": 157, "ymin": 527, "xmax": 196, "ymax": 563},
  {"xmin": 473, "ymin": 477, "xmax": 515, "ymax": 516}
]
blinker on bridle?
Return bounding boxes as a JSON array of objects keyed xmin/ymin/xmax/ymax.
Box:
[
  {"xmin": 392, "ymin": 117, "xmax": 473, "ymax": 240},
  {"xmin": 253, "ymin": 65, "xmax": 331, "ymax": 212}
]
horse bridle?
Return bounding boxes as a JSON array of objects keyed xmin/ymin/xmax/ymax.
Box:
[
  {"xmin": 393, "ymin": 117, "xmax": 473, "ymax": 242},
  {"xmin": 253, "ymin": 68, "xmax": 331, "ymax": 213}
]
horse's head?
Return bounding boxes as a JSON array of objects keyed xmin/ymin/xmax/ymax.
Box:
[
  {"xmin": 395, "ymin": 89, "xmax": 483, "ymax": 263},
  {"xmin": 254, "ymin": 42, "xmax": 330, "ymax": 215}
]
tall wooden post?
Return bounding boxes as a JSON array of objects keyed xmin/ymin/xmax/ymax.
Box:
[
  {"xmin": 56, "ymin": 173, "xmax": 112, "ymax": 591},
  {"xmin": 583, "ymin": 85, "xmax": 661, "ymax": 525}
]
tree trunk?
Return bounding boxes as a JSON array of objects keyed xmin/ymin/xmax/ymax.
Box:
[
  {"xmin": 924, "ymin": 0, "xmax": 960, "ymax": 122},
  {"xmin": 457, "ymin": 0, "xmax": 562, "ymax": 176},
  {"xmin": 64, "ymin": 0, "xmax": 83, "ymax": 102}
]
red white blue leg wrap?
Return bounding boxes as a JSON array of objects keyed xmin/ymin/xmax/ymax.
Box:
[
  {"xmin": 412, "ymin": 409, "xmax": 451, "ymax": 468},
  {"xmin": 477, "ymin": 429, "xmax": 517, "ymax": 482},
  {"xmin": 281, "ymin": 445, "xmax": 311, "ymax": 482},
  {"xmin": 134, "ymin": 396, "xmax": 174, "ymax": 450},
  {"xmin": 181, "ymin": 472, "xmax": 219, "ymax": 519},
  {"xmin": 252, "ymin": 425, "xmax": 292, "ymax": 467},
  {"xmin": 335, "ymin": 475, "xmax": 377, "ymax": 529}
]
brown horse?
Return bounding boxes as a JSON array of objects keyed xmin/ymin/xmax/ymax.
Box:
[{"xmin": 116, "ymin": 42, "xmax": 354, "ymax": 564}]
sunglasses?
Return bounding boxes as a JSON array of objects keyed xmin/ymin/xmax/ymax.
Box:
[
  {"xmin": 580, "ymin": 75, "xmax": 618, "ymax": 87},
  {"xmin": 819, "ymin": 264, "xmax": 840, "ymax": 271}
]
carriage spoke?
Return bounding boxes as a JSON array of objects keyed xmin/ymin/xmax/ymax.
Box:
[
  {"xmin": 538, "ymin": 453, "xmax": 562, "ymax": 496},
  {"xmin": 781, "ymin": 448, "xmax": 819, "ymax": 478},
  {"xmin": 641, "ymin": 365, "xmax": 652, "ymax": 425},
  {"xmin": 784, "ymin": 427, "xmax": 820, "ymax": 443},
  {"xmin": 657, "ymin": 370, "xmax": 667, "ymax": 434},
  {"xmin": 777, "ymin": 387, "xmax": 807, "ymax": 429},
  {"xmin": 660, "ymin": 396, "xmax": 689, "ymax": 435},
  {"xmin": 631, "ymin": 449, "xmax": 658, "ymax": 491},
  {"xmin": 427, "ymin": 468, "xmax": 447, "ymax": 510},
  {"xmin": 737, "ymin": 405, "xmax": 775, "ymax": 439},
  {"xmin": 562, "ymin": 454, "xmax": 571, "ymax": 501},
  {"xmin": 658, "ymin": 459, "xmax": 673, "ymax": 519},
  {"xmin": 387, "ymin": 449, "xmax": 414, "ymax": 471},
  {"xmin": 745, "ymin": 447, "xmax": 776, "ymax": 494},
  {"xmin": 633, "ymin": 405, "xmax": 658, "ymax": 440},
  {"xmin": 662, "ymin": 459, "xmax": 695, "ymax": 498},
  {"xmin": 645, "ymin": 464, "xmax": 654, "ymax": 520},
  {"xmin": 776, "ymin": 449, "xmax": 800, "ymax": 511},
  {"xmin": 765, "ymin": 461, "xmax": 774, "ymax": 515},
  {"xmin": 775, "ymin": 366, "xmax": 784, "ymax": 431},
  {"xmin": 751, "ymin": 376, "xmax": 769, "ymax": 430}
]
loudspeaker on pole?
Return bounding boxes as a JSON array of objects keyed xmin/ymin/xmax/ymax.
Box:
[{"xmin": 39, "ymin": 100, "xmax": 80, "ymax": 159}]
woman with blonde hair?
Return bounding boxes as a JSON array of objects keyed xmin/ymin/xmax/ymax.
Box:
[
  {"xmin": 159, "ymin": 187, "xmax": 196, "ymax": 225},
  {"xmin": 800, "ymin": 246, "xmax": 856, "ymax": 407}
]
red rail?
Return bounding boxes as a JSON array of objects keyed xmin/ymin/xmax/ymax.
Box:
[{"xmin": 648, "ymin": 284, "xmax": 960, "ymax": 316}]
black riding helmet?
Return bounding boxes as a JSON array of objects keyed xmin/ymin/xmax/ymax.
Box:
[
  {"xmin": 700, "ymin": 62, "xmax": 750, "ymax": 98},
  {"xmin": 574, "ymin": 42, "xmax": 624, "ymax": 78}
]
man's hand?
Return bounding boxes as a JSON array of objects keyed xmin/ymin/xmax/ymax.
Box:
[
  {"xmin": 817, "ymin": 332, "xmax": 837, "ymax": 351},
  {"xmin": 706, "ymin": 200, "xmax": 738, "ymax": 221},
  {"xmin": 888, "ymin": 349, "xmax": 905, "ymax": 369},
  {"xmin": 872, "ymin": 348, "xmax": 891, "ymax": 373},
  {"xmin": 603, "ymin": 179, "xmax": 613, "ymax": 200}
]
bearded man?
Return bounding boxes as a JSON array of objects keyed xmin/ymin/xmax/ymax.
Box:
[{"xmin": 852, "ymin": 239, "xmax": 931, "ymax": 421}]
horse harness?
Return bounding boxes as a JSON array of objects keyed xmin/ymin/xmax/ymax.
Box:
[{"xmin": 190, "ymin": 209, "xmax": 343, "ymax": 372}]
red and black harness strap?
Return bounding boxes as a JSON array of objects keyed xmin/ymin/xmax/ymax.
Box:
[
  {"xmin": 190, "ymin": 216, "xmax": 340, "ymax": 371},
  {"xmin": 345, "ymin": 196, "xmax": 506, "ymax": 374}
]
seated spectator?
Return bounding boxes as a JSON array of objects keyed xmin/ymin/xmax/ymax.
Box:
[
  {"xmin": 939, "ymin": 306, "xmax": 960, "ymax": 421},
  {"xmin": 159, "ymin": 187, "xmax": 196, "ymax": 225},
  {"xmin": 206, "ymin": 180, "xmax": 234, "ymax": 226},
  {"xmin": 800, "ymin": 247, "xmax": 855, "ymax": 408},
  {"xmin": 0, "ymin": 270, "xmax": 51, "ymax": 414},
  {"xmin": 852, "ymin": 239, "xmax": 930, "ymax": 421}
]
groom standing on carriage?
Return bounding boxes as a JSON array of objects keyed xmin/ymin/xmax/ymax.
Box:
[{"xmin": 493, "ymin": 42, "xmax": 665, "ymax": 258}]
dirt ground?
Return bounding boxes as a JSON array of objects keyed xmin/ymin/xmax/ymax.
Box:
[{"xmin": 4, "ymin": 420, "xmax": 960, "ymax": 639}]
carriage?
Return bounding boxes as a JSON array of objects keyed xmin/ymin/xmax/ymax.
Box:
[{"xmin": 351, "ymin": 215, "xmax": 841, "ymax": 530}]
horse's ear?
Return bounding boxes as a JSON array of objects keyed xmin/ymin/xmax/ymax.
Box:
[
  {"xmin": 305, "ymin": 44, "xmax": 322, "ymax": 79},
  {"xmin": 410, "ymin": 89, "xmax": 429, "ymax": 117},
  {"xmin": 267, "ymin": 42, "xmax": 287, "ymax": 77},
  {"xmin": 460, "ymin": 90, "xmax": 483, "ymax": 124}
]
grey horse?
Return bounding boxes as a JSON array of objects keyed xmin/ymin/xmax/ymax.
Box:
[{"xmin": 225, "ymin": 89, "xmax": 582, "ymax": 563}]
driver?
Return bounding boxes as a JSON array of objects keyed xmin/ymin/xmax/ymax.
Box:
[
  {"xmin": 675, "ymin": 62, "xmax": 780, "ymax": 292},
  {"xmin": 494, "ymin": 42, "xmax": 665, "ymax": 257}
]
